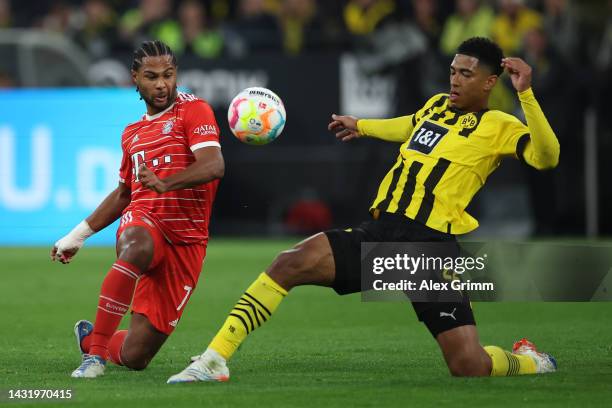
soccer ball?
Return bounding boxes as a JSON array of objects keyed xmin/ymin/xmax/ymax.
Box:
[{"xmin": 227, "ymin": 87, "xmax": 286, "ymax": 145}]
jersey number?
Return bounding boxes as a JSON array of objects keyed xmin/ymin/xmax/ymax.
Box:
[
  {"xmin": 177, "ymin": 285, "xmax": 193, "ymax": 311},
  {"xmin": 408, "ymin": 121, "xmax": 449, "ymax": 154}
]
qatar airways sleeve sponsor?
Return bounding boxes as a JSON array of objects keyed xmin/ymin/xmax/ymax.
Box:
[
  {"xmin": 183, "ymin": 100, "xmax": 221, "ymax": 151},
  {"xmin": 193, "ymin": 124, "xmax": 218, "ymax": 137}
]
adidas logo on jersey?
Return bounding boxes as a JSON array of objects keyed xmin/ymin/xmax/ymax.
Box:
[{"xmin": 169, "ymin": 319, "xmax": 179, "ymax": 327}]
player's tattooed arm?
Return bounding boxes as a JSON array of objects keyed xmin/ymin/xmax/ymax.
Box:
[{"xmin": 139, "ymin": 147, "xmax": 225, "ymax": 193}]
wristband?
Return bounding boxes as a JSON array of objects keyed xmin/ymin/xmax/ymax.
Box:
[{"xmin": 69, "ymin": 220, "xmax": 95, "ymax": 242}]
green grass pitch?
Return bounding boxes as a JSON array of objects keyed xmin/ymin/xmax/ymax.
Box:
[{"xmin": 1, "ymin": 240, "xmax": 611, "ymax": 407}]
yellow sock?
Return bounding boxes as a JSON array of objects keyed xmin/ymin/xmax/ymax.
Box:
[
  {"xmin": 209, "ymin": 272, "xmax": 288, "ymax": 360},
  {"xmin": 484, "ymin": 345, "xmax": 537, "ymax": 376}
]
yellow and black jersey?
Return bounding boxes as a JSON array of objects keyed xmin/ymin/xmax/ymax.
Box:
[{"xmin": 357, "ymin": 88, "xmax": 559, "ymax": 235}]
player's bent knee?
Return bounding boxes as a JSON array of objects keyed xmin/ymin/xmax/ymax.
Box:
[
  {"xmin": 266, "ymin": 233, "xmax": 334, "ymax": 289},
  {"xmin": 267, "ymin": 247, "xmax": 317, "ymax": 287},
  {"xmin": 120, "ymin": 348, "xmax": 153, "ymax": 371},
  {"xmin": 117, "ymin": 227, "xmax": 154, "ymax": 271},
  {"xmin": 268, "ymin": 250, "xmax": 307, "ymax": 284},
  {"xmin": 123, "ymin": 357, "xmax": 150, "ymax": 371}
]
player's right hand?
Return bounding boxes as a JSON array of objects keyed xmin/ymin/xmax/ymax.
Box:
[
  {"xmin": 51, "ymin": 235, "xmax": 83, "ymax": 264},
  {"xmin": 328, "ymin": 114, "xmax": 360, "ymax": 142},
  {"xmin": 50, "ymin": 221, "xmax": 94, "ymax": 264}
]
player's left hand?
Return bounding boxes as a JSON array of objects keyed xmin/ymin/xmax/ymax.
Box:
[
  {"xmin": 501, "ymin": 57, "xmax": 532, "ymax": 93},
  {"xmin": 139, "ymin": 164, "xmax": 168, "ymax": 193}
]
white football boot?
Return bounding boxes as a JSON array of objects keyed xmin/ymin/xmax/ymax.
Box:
[
  {"xmin": 512, "ymin": 338, "xmax": 558, "ymax": 373},
  {"xmin": 167, "ymin": 349, "xmax": 230, "ymax": 383},
  {"xmin": 71, "ymin": 319, "xmax": 106, "ymax": 378},
  {"xmin": 71, "ymin": 355, "xmax": 106, "ymax": 378}
]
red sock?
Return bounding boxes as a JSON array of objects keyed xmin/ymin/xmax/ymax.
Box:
[
  {"xmin": 89, "ymin": 260, "xmax": 141, "ymax": 359},
  {"xmin": 81, "ymin": 335, "xmax": 91, "ymax": 354},
  {"xmin": 81, "ymin": 330, "xmax": 127, "ymax": 363},
  {"xmin": 108, "ymin": 330, "xmax": 128, "ymax": 366}
]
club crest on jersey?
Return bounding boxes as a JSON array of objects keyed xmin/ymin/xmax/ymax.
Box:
[
  {"xmin": 162, "ymin": 119, "xmax": 175, "ymax": 134},
  {"xmin": 460, "ymin": 114, "xmax": 478, "ymax": 129}
]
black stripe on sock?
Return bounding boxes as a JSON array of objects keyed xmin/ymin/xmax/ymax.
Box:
[
  {"xmin": 244, "ymin": 292, "xmax": 271, "ymax": 316},
  {"xmin": 239, "ymin": 297, "xmax": 269, "ymax": 324},
  {"xmin": 229, "ymin": 313, "xmax": 251, "ymax": 334},
  {"xmin": 256, "ymin": 309, "xmax": 268, "ymax": 323},
  {"xmin": 505, "ymin": 352, "xmax": 519, "ymax": 376},
  {"xmin": 233, "ymin": 307, "xmax": 254, "ymax": 332},
  {"xmin": 238, "ymin": 299, "xmax": 262, "ymax": 326},
  {"xmin": 504, "ymin": 352, "xmax": 513, "ymax": 375},
  {"xmin": 512, "ymin": 354, "xmax": 521, "ymax": 375}
]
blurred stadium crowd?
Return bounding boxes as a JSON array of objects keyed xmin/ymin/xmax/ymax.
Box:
[
  {"xmin": 0, "ymin": 0, "xmax": 608, "ymax": 62},
  {"xmin": 1, "ymin": 0, "xmax": 611, "ymax": 237},
  {"xmin": 1, "ymin": 0, "xmax": 610, "ymax": 119}
]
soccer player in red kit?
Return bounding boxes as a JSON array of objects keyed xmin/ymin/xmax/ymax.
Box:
[{"xmin": 50, "ymin": 40, "xmax": 225, "ymax": 378}]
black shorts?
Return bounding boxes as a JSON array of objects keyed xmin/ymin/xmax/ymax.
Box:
[{"xmin": 324, "ymin": 213, "xmax": 475, "ymax": 338}]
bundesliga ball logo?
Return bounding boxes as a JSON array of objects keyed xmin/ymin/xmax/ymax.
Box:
[{"xmin": 227, "ymin": 87, "xmax": 286, "ymax": 145}]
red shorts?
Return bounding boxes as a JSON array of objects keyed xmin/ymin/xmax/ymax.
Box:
[{"xmin": 116, "ymin": 210, "xmax": 207, "ymax": 335}]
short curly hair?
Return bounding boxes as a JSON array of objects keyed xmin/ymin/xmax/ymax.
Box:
[{"xmin": 457, "ymin": 37, "xmax": 504, "ymax": 76}]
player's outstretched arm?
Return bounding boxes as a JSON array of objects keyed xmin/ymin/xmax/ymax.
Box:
[
  {"xmin": 139, "ymin": 146, "xmax": 224, "ymax": 193},
  {"xmin": 328, "ymin": 114, "xmax": 415, "ymax": 143},
  {"xmin": 502, "ymin": 57, "xmax": 560, "ymax": 169},
  {"xmin": 51, "ymin": 183, "xmax": 131, "ymax": 264}
]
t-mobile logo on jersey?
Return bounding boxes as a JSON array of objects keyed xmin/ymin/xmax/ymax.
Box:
[
  {"xmin": 132, "ymin": 150, "xmax": 145, "ymax": 181},
  {"xmin": 132, "ymin": 150, "xmax": 173, "ymax": 182}
]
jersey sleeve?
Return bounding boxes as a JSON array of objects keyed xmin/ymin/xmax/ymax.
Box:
[
  {"xmin": 118, "ymin": 143, "xmax": 132, "ymax": 188},
  {"xmin": 356, "ymin": 93, "xmax": 448, "ymax": 143},
  {"xmin": 496, "ymin": 89, "xmax": 560, "ymax": 170},
  {"xmin": 516, "ymin": 88, "xmax": 560, "ymax": 169},
  {"xmin": 357, "ymin": 116, "xmax": 415, "ymax": 142},
  {"xmin": 183, "ymin": 100, "xmax": 221, "ymax": 152},
  {"xmin": 496, "ymin": 114, "xmax": 531, "ymax": 159}
]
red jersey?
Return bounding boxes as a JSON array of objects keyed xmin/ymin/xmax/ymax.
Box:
[{"xmin": 118, "ymin": 92, "xmax": 221, "ymax": 245}]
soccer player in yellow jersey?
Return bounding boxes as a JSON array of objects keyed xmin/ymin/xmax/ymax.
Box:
[{"xmin": 168, "ymin": 37, "xmax": 559, "ymax": 382}]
